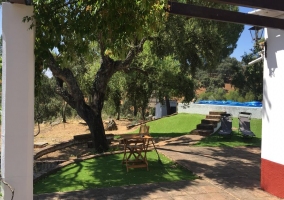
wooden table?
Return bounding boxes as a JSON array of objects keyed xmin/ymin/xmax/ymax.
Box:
[{"xmin": 120, "ymin": 134, "xmax": 152, "ymax": 172}]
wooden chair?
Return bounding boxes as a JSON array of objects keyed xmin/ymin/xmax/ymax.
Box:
[
  {"xmin": 139, "ymin": 124, "xmax": 150, "ymax": 136},
  {"xmin": 122, "ymin": 135, "xmax": 150, "ymax": 172},
  {"xmin": 121, "ymin": 124, "xmax": 152, "ymax": 171}
]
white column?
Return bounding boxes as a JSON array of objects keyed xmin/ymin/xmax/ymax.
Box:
[
  {"xmin": 1, "ymin": 3, "xmax": 35, "ymax": 200},
  {"xmin": 261, "ymin": 28, "xmax": 284, "ymax": 198}
]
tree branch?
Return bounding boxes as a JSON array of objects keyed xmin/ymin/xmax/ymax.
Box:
[
  {"xmin": 116, "ymin": 37, "xmax": 150, "ymax": 71},
  {"xmin": 34, "ymin": 119, "xmax": 41, "ymax": 137},
  {"xmin": 54, "ymin": 82, "xmax": 77, "ymax": 109},
  {"xmin": 45, "ymin": 51, "xmax": 84, "ymax": 108},
  {"xmin": 123, "ymin": 67, "xmax": 149, "ymax": 76},
  {"xmin": 1, "ymin": 176, "xmax": 14, "ymax": 200}
]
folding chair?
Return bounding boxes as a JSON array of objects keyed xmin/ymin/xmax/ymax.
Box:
[
  {"xmin": 120, "ymin": 133, "xmax": 151, "ymax": 172},
  {"xmin": 124, "ymin": 136, "xmax": 149, "ymax": 172},
  {"xmin": 238, "ymin": 112, "xmax": 255, "ymax": 137},
  {"xmin": 218, "ymin": 113, "xmax": 233, "ymax": 137},
  {"xmin": 138, "ymin": 124, "xmax": 162, "ymax": 163},
  {"xmin": 139, "ymin": 124, "xmax": 150, "ymax": 136}
]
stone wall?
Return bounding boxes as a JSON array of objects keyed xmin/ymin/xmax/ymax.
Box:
[{"xmin": 177, "ymin": 103, "xmax": 262, "ymax": 119}]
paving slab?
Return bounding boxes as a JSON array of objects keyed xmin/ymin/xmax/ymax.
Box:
[
  {"xmin": 34, "ymin": 179, "xmax": 231, "ymax": 200},
  {"xmin": 158, "ymin": 146, "xmax": 281, "ymax": 200}
]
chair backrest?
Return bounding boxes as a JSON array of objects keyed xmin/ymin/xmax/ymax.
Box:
[
  {"xmin": 139, "ymin": 124, "xmax": 150, "ymax": 136},
  {"xmin": 238, "ymin": 112, "xmax": 252, "ymax": 119},
  {"xmin": 239, "ymin": 116, "xmax": 251, "ymax": 131},
  {"xmin": 220, "ymin": 115, "xmax": 232, "ymax": 131}
]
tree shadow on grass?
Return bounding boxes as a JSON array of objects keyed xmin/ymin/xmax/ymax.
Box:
[
  {"xmin": 150, "ymin": 132, "xmax": 190, "ymax": 138},
  {"xmin": 34, "ymin": 151, "xmax": 197, "ymax": 196},
  {"xmin": 33, "ymin": 145, "xmax": 269, "ymax": 200},
  {"xmin": 194, "ymin": 131, "xmax": 261, "ymax": 147}
]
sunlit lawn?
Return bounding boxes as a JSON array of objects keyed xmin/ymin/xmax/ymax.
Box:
[
  {"xmin": 133, "ymin": 113, "xmax": 262, "ymax": 147},
  {"xmin": 34, "ymin": 151, "xmax": 197, "ymax": 194},
  {"xmin": 132, "ymin": 113, "xmax": 205, "ymax": 137}
]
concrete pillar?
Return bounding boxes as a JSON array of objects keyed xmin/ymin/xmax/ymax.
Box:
[
  {"xmin": 1, "ymin": 3, "xmax": 34, "ymax": 200},
  {"xmin": 261, "ymin": 28, "xmax": 284, "ymax": 198}
]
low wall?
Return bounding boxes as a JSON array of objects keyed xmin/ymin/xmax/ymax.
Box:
[{"xmin": 177, "ymin": 103, "xmax": 262, "ymax": 119}]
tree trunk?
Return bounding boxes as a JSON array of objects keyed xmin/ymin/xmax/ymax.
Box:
[
  {"xmin": 45, "ymin": 38, "xmax": 148, "ymax": 153},
  {"xmin": 46, "ymin": 52, "xmax": 113, "ymax": 153},
  {"xmin": 133, "ymin": 103, "xmax": 138, "ymax": 117},
  {"xmin": 87, "ymin": 58, "xmax": 117, "ymax": 152},
  {"xmin": 88, "ymin": 95, "xmax": 93, "ymax": 105},
  {"xmin": 165, "ymin": 96, "xmax": 171, "ymax": 115},
  {"xmin": 82, "ymin": 105, "xmax": 109, "ymax": 153},
  {"xmin": 62, "ymin": 101, "xmax": 67, "ymax": 123},
  {"xmin": 141, "ymin": 108, "xmax": 146, "ymax": 120},
  {"xmin": 116, "ymin": 109, "xmax": 120, "ymax": 120}
]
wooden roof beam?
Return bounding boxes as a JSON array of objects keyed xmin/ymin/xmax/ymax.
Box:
[
  {"xmin": 201, "ymin": 0, "xmax": 284, "ymax": 12},
  {"xmin": 167, "ymin": 2, "xmax": 284, "ymax": 30}
]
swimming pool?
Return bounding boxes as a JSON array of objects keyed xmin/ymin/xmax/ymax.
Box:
[{"xmin": 196, "ymin": 100, "xmax": 262, "ymax": 107}]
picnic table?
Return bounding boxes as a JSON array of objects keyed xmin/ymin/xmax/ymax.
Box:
[{"xmin": 119, "ymin": 134, "xmax": 153, "ymax": 172}]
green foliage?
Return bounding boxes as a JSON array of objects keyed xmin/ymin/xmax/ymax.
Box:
[
  {"xmin": 119, "ymin": 41, "xmax": 195, "ymax": 119},
  {"xmin": 195, "ymin": 57, "xmax": 242, "ymax": 101},
  {"xmin": 34, "ymin": 152, "xmax": 196, "ymax": 194},
  {"xmin": 215, "ymin": 57, "xmax": 241, "ymax": 83},
  {"xmin": 198, "ymin": 88, "xmax": 226, "ymax": 101},
  {"xmin": 153, "ymin": 3, "xmax": 243, "ymax": 74},
  {"xmin": 244, "ymin": 91, "xmax": 256, "ymax": 102},
  {"xmin": 22, "ymin": 0, "xmax": 243, "ymax": 151},
  {"xmin": 150, "ymin": 43, "xmax": 195, "ymax": 102},
  {"xmin": 35, "ymin": 75, "xmax": 74, "ymax": 122},
  {"xmin": 125, "ymin": 58, "xmax": 154, "ymax": 118},
  {"xmin": 225, "ymin": 90, "xmax": 243, "ymax": 102},
  {"xmin": 206, "ymin": 76, "xmax": 224, "ymax": 91},
  {"xmin": 120, "ymin": 99, "xmax": 135, "ymax": 118},
  {"xmin": 32, "ymin": 0, "xmax": 166, "ymax": 62},
  {"xmin": 57, "ymin": 42, "xmax": 101, "ymax": 100},
  {"xmin": 103, "ymin": 71, "xmax": 126, "ymax": 118},
  {"xmin": 225, "ymin": 90, "xmax": 256, "ymax": 102},
  {"xmin": 195, "ymin": 54, "xmax": 263, "ymax": 102},
  {"xmin": 30, "ymin": 0, "xmax": 167, "ymax": 138},
  {"xmin": 231, "ymin": 49, "xmax": 263, "ymax": 101}
]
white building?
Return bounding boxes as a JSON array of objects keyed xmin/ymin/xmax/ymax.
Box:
[{"xmin": 250, "ymin": 9, "xmax": 284, "ymax": 198}]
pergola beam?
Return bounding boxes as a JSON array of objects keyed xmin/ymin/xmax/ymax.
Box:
[
  {"xmin": 167, "ymin": 2, "xmax": 284, "ymax": 30},
  {"xmin": 202, "ymin": 0, "xmax": 284, "ymax": 12}
]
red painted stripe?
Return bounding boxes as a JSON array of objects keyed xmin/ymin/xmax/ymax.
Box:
[{"xmin": 261, "ymin": 158, "xmax": 284, "ymax": 198}]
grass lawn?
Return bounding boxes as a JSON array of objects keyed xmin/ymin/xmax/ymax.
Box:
[
  {"xmin": 195, "ymin": 117, "xmax": 262, "ymax": 147},
  {"xmin": 134, "ymin": 113, "xmax": 262, "ymax": 147},
  {"xmin": 34, "ymin": 113, "xmax": 262, "ymax": 194},
  {"xmin": 34, "ymin": 151, "xmax": 196, "ymax": 194},
  {"xmin": 131, "ymin": 113, "xmax": 262, "ymax": 147},
  {"xmin": 132, "ymin": 113, "xmax": 205, "ymax": 137}
]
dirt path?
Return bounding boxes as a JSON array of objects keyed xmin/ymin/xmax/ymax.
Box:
[
  {"xmin": 34, "ymin": 119, "xmax": 139, "ymax": 146},
  {"xmin": 33, "ymin": 119, "xmax": 140, "ymax": 161}
]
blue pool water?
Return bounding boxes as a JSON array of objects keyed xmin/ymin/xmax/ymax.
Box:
[{"xmin": 196, "ymin": 100, "xmax": 262, "ymax": 107}]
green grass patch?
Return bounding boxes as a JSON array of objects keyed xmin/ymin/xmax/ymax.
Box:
[
  {"xmin": 195, "ymin": 117, "xmax": 262, "ymax": 147},
  {"xmin": 34, "ymin": 151, "xmax": 196, "ymax": 194},
  {"xmin": 127, "ymin": 113, "xmax": 262, "ymax": 147},
  {"xmin": 132, "ymin": 113, "xmax": 205, "ymax": 137}
]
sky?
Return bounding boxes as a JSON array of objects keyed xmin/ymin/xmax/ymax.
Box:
[
  {"xmin": 230, "ymin": 7, "xmax": 256, "ymax": 61},
  {"xmin": 0, "ymin": 6, "xmax": 255, "ymax": 61}
]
